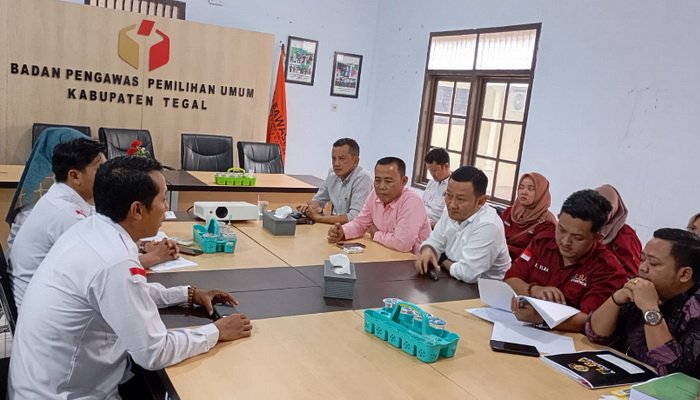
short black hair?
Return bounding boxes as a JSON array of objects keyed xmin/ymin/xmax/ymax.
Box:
[
  {"xmin": 52, "ymin": 138, "xmax": 105, "ymax": 182},
  {"xmin": 376, "ymin": 157, "xmax": 406, "ymax": 177},
  {"xmin": 424, "ymin": 148, "xmax": 450, "ymax": 165},
  {"xmin": 333, "ymin": 138, "xmax": 360, "ymax": 157},
  {"xmin": 94, "ymin": 156, "xmax": 163, "ymax": 223},
  {"xmin": 653, "ymin": 228, "xmax": 700, "ymax": 283},
  {"xmin": 560, "ymin": 189, "xmax": 612, "ymax": 233},
  {"xmin": 450, "ymin": 166, "xmax": 488, "ymax": 196}
]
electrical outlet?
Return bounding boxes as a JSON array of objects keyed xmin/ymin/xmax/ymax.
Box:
[
  {"xmin": 331, "ymin": 104, "xmax": 338, "ymax": 112},
  {"xmin": 209, "ymin": 0, "xmax": 223, "ymax": 5}
]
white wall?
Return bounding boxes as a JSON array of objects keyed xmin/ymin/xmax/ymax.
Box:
[
  {"xmin": 368, "ymin": 0, "xmax": 700, "ymax": 242},
  {"xmin": 64, "ymin": 0, "xmax": 700, "ymax": 241}
]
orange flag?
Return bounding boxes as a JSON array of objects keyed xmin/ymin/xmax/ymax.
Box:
[{"xmin": 267, "ymin": 44, "xmax": 287, "ymax": 164}]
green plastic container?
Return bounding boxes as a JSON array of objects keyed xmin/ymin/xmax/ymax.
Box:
[
  {"xmin": 213, "ymin": 167, "xmax": 257, "ymax": 187},
  {"xmin": 192, "ymin": 219, "xmax": 237, "ymax": 254},
  {"xmin": 363, "ymin": 301, "xmax": 459, "ymax": 363}
]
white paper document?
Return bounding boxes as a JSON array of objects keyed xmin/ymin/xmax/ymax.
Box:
[
  {"xmin": 149, "ymin": 257, "xmax": 198, "ymax": 272},
  {"xmin": 164, "ymin": 211, "xmax": 177, "ymax": 220},
  {"xmin": 490, "ymin": 321, "xmax": 576, "ymax": 355},
  {"xmin": 477, "ymin": 278, "xmax": 581, "ymax": 328},
  {"xmin": 478, "ymin": 277, "xmax": 516, "ymax": 311},
  {"xmin": 466, "ymin": 307, "xmax": 528, "ymax": 326}
]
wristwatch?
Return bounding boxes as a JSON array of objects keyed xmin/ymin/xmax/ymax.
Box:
[
  {"xmin": 138, "ymin": 241, "xmax": 148, "ymax": 254},
  {"xmin": 643, "ymin": 310, "xmax": 663, "ymax": 326}
]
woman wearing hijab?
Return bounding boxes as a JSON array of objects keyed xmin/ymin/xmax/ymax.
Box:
[
  {"xmin": 5, "ymin": 127, "xmax": 86, "ymax": 251},
  {"xmin": 501, "ymin": 172, "xmax": 557, "ymax": 260},
  {"xmin": 688, "ymin": 213, "xmax": 700, "ymax": 235},
  {"xmin": 595, "ymin": 184, "xmax": 642, "ymax": 278}
]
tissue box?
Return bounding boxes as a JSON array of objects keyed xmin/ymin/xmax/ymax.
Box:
[
  {"xmin": 323, "ymin": 259, "xmax": 357, "ymax": 299},
  {"xmin": 262, "ymin": 211, "xmax": 297, "ymax": 236}
]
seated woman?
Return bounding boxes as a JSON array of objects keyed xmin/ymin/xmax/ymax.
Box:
[
  {"xmin": 688, "ymin": 213, "xmax": 700, "ymax": 235},
  {"xmin": 500, "ymin": 172, "xmax": 556, "ymax": 260},
  {"xmin": 595, "ymin": 184, "xmax": 642, "ymax": 278}
]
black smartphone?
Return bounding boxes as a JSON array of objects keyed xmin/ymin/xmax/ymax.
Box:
[
  {"xmin": 489, "ymin": 340, "xmax": 540, "ymax": 357},
  {"xmin": 336, "ymin": 242, "xmax": 366, "ymax": 249},
  {"xmin": 211, "ymin": 303, "xmax": 239, "ymax": 321},
  {"xmin": 179, "ymin": 245, "xmax": 203, "ymax": 256}
]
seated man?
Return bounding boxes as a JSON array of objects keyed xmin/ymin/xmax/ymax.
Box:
[
  {"xmin": 587, "ymin": 228, "xmax": 700, "ymax": 379},
  {"xmin": 297, "ymin": 138, "xmax": 372, "ymax": 224},
  {"xmin": 422, "ymin": 147, "xmax": 451, "ymax": 227},
  {"xmin": 327, "ymin": 157, "xmax": 431, "ymax": 254},
  {"xmin": 9, "ymin": 138, "xmax": 175, "ymax": 309},
  {"xmin": 505, "ymin": 189, "xmax": 628, "ymax": 332},
  {"xmin": 415, "ymin": 166, "xmax": 510, "ymax": 283},
  {"xmin": 9, "ymin": 156, "xmax": 252, "ymax": 398}
]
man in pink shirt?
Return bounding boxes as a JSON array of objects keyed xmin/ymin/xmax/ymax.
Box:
[{"xmin": 327, "ymin": 157, "xmax": 431, "ymax": 254}]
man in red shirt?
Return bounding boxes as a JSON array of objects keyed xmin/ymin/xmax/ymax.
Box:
[{"xmin": 505, "ymin": 189, "xmax": 628, "ymax": 332}]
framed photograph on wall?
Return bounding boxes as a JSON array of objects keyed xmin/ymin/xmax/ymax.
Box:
[
  {"xmin": 285, "ymin": 36, "xmax": 319, "ymax": 85},
  {"xmin": 330, "ymin": 52, "xmax": 363, "ymax": 98}
]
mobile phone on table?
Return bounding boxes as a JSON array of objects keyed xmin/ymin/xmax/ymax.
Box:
[
  {"xmin": 179, "ymin": 245, "xmax": 203, "ymax": 256},
  {"xmin": 211, "ymin": 303, "xmax": 239, "ymax": 321},
  {"xmin": 489, "ymin": 340, "xmax": 539, "ymax": 357}
]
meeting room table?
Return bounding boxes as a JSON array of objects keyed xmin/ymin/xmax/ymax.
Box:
[{"xmin": 146, "ymin": 214, "xmax": 617, "ymax": 400}]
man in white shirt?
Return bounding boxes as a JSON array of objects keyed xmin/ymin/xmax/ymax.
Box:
[
  {"xmin": 9, "ymin": 156, "xmax": 252, "ymax": 399},
  {"xmin": 9, "ymin": 138, "xmax": 106, "ymax": 309},
  {"xmin": 422, "ymin": 147, "xmax": 451, "ymax": 227},
  {"xmin": 9, "ymin": 138, "xmax": 176, "ymax": 309},
  {"xmin": 297, "ymin": 138, "xmax": 372, "ymax": 224},
  {"xmin": 415, "ymin": 166, "xmax": 511, "ymax": 283}
]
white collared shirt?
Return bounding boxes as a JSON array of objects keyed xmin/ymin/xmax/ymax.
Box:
[
  {"xmin": 421, "ymin": 205, "xmax": 511, "ymax": 283},
  {"xmin": 312, "ymin": 166, "xmax": 372, "ymax": 220},
  {"xmin": 422, "ymin": 178, "xmax": 448, "ymax": 225},
  {"xmin": 9, "ymin": 183, "xmax": 94, "ymax": 309},
  {"xmin": 9, "ymin": 214, "xmax": 219, "ymax": 399}
]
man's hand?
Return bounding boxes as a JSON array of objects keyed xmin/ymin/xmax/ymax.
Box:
[
  {"xmin": 192, "ymin": 288, "xmax": 238, "ymax": 316},
  {"xmin": 612, "ymin": 287, "xmax": 634, "ymax": 306},
  {"xmin": 511, "ymin": 297, "xmax": 545, "ymax": 324},
  {"xmin": 530, "ymin": 285, "xmax": 566, "ymax": 304},
  {"xmin": 139, "ymin": 239, "xmax": 179, "ymax": 268},
  {"xmin": 415, "ymin": 247, "xmax": 438, "ymax": 275},
  {"xmin": 327, "ymin": 223, "xmax": 345, "ymax": 243},
  {"xmin": 368, "ymin": 224, "xmax": 379, "ymax": 238},
  {"xmin": 214, "ymin": 313, "xmax": 253, "ymax": 341},
  {"xmin": 626, "ymin": 277, "xmax": 661, "ymax": 311}
]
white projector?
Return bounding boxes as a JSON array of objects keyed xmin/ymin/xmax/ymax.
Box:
[{"xmin": 193, "ymin": 201, "xmax": 259, "ymax": 221}]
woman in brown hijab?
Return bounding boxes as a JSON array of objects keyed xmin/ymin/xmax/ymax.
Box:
[
  {"xmin": 501, "ymin": 172, "xmax": 557, "ymax": 260},
  {"xmin": 688, "ymin": 213, "xmax": 700, "ymax": 235},
  {"xmin": 595, "ymin": 184, "xmax": 642, "ymax": 278}
]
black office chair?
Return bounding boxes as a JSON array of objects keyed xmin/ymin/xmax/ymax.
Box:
[
  {"xmin": 181, "ymin": 134, "xmax": 234, "ymax": 171},
  {"xmin": 98, "ymin": 128, "xmax": 155, "ymax": 160},
  {"xmin": 237, "ymin": 141, "xmax": 284, "ymax": 173},
  {"xmin": 32, "ymin": 123, "xmax": 91, "ymax": 147},
  {"xmin": 0, "ymin": 244, "xmax": 17, "ymax": 335}
]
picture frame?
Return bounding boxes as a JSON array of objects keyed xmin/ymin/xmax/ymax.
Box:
[
  {"xmin": 330, "ymin": 52, "xmax": 363, "ymax": 98},
  {"xmin": 285, "ymin": 36, "xmax": 319, "ymax": 86}
]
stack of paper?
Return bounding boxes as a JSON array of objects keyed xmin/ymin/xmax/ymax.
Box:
[
  {"xmin": 474, "ymin": 278, "xmax": 580, "ymax": 328},
  {"xmin": 150, "ymin": 257, "xmax": 198, "ymax": 272}
]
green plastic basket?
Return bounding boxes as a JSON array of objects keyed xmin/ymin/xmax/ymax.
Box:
[
  {"xmin": 193, "ymin": 219, "xmax": 237, "ymax": 254},
  {"xmin": 363, "ymin": 301, "xmax": 459, "ymax": 363},
  {"xmin": 214, "ymin": 167, "xmax": 257, "ymax": 186}
]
